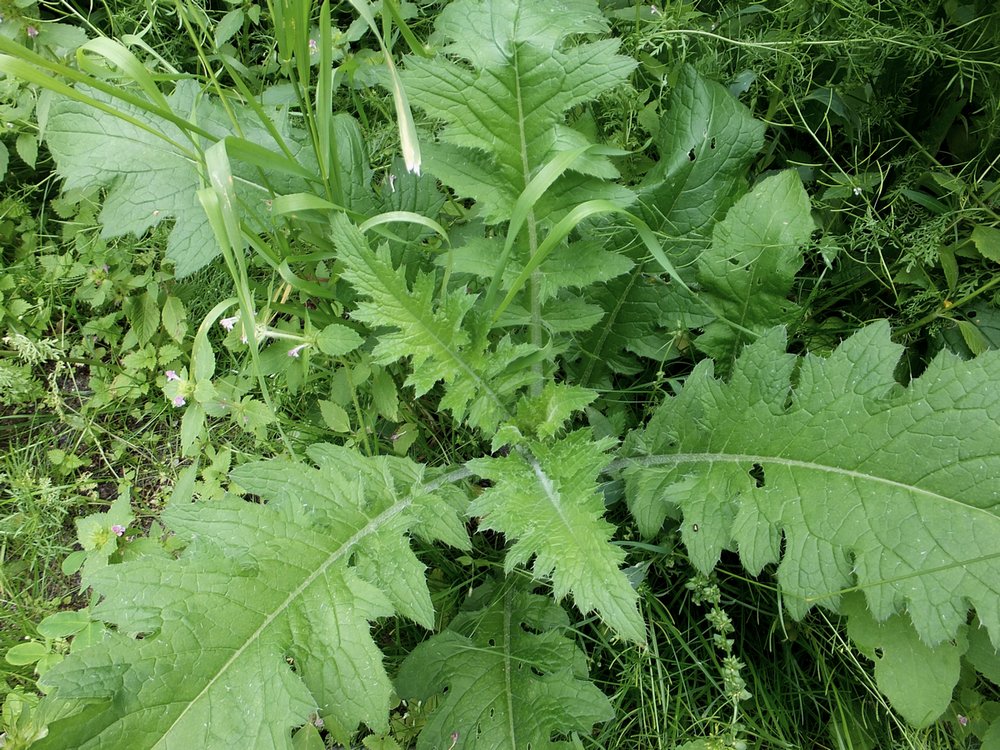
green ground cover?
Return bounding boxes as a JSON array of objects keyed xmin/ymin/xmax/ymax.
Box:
[{"xmin": 1, "ymin": 0, "xmax": 999, "ymax": 747}]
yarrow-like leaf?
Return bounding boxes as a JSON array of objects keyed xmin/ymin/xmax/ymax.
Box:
[
  {"xmin": 469, "ymin": 430, "xmax": 645, "ymax": 643},
  {"xmin": 33, "ymin": 445, "xmax": 468, "ymax": 749},
  {"xmin": 333, "ymin": 213, "xmax": 537, "ymax": 430}
]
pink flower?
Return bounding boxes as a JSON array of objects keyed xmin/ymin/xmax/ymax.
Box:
[
  {"xmin": 26, "ymin": 25, "xmax": 39, "ymax": 38},
  {"xmin": 111, "ymin": 524, "xmax": 126, "ymax": 536},
  {"xmin": 172, "ymin": 395, "xmax": 186, "ymax": 407},
  {"xmin": 958, "ymin": 714, "xmax": 969, "ymax": 727},
  {"xmin": 308, "ymin": 38, "xmax": 318, "ymax": 54},
  {"xmin": 165, "ymin": 370, "xmax": 180, "ymax": 381},
  {"xmin": 220, "ymin": 315, "xmax": 239, "ymax": 331},
  {"xmin": 288, "ymin": 343, "xmax": 307, "ymax": 358}
]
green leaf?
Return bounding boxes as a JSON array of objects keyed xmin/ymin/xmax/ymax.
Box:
[
  {"xmin": 6, "ymin": 642, "xmax": 49, "ymax": 667},
  {"xmin": 45, "ymin": 82, "xmax": 316, "ymax": 277},
  {"xmin": 334, "ymin": 214, "xmax": 526, "ymax": 430},
  {"xmin": 37, "ymin": 611, "xmax": 92, "ymax": 640},
  {"xmin": 0, "ymin": 142, "xmax": 8, "ymax": 179},
  {"xmin": 160, "ymin": 295, "xmax": 188, "ymax": 343},
  {"xmin": 291, "ymin": 724, "xmax": 326, "ymax": 750},
  {"xmin": 370, "ymin": 367, "xmax": 399, "ymax": 421},
  {"xmin": 573, "ymin": 269, "xmax": 710, "ymax": 379},
  {"xmin": 625, "ymin": 322, "xmax": 1000, "ymax": 649},
  {"xmin": 402, "ymin": 0, "xmax": 636, "ymax": 225},
  {"xmin": 316, "ymin": 323, "xmax": 363, "ymax": 356},
  {"xmin": 514, "ymin": 382, "xmax": 597, "ymax": 440},
  {"xmin": 35, "ymin": 447, "xmax": 466, "ymax": 748},
  {"xmin": 396, "ymin": 580, "xmax": 613, "ymax": 749},
  {"xmin": 967, "ymin": 617, "xmax": 1000, "ymax": 686},
  {"xmin": 468, "ymin": 431, "xmax": 644, "ymax": 642},
  {"xmin": 575, "ymin": 66, "xmax": 764, "ymax": 379},
  {"xmin": 123, "ymin": 290, "xmax": 159, "ymax": 347},
  {"xmin": 214, "ymin": 8, "xmax": 245, "ymax": 48},
  {"xmin": 843, "ymin": 593, "xmax": 967, "ymax": 727},
  {"xmin": 638, "ymin": 64, "xmax": 766, "ymax": 251},
  {"xmin": 15, "ymin": 132, "xmax": 38, "ymax": 168},
  {"xmin": 972, "ymin": 224, "xmax": 1000, "ymax": 263},
  {"xmin": 693, "ymin": 170, "xmax": 815, "ymax": 368},
  {"xmin": 179, "ymin": 401, "xmax": 205, "ymax": 456},
  {"xmin": 318, "ymin": 399, "xmax": 351, "ymax": 432}
]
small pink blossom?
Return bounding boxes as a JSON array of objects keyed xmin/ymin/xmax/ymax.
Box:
[
  {"xmin": 26, "ymin": 25, "xmax": 39, "ymax": 38},
  {"xmin": 308, "ymin": 38, "xmax": 318, "ymax": 54},
  {"xmin": 111, "ymin": 524, "xmax": 126, "ymax": 537},
  {"xmin": 172, "ymin": 395, "xmax": 186, "ymax": 407},
  {"xmin": 958, "ymin": 714, "xmax": 969, "ymax": 727},
  {"xmin": 220, "ymin": 315, "xmax": 239, "ymax": 331},
  {"xmin": 165, "ymin": 370, "xmax": 180, "ymax": 381},
  {"xmin": 287, "ymin": 343, "xmax": 307, "ymax": 358}
]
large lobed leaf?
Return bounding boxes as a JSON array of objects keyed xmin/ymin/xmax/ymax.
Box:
[
  {"xmin": 33, "ymin": 445, "xmax": 468, "ymax": 749},
  {"xmin": 43, "ymin": 83, "xmax": 373, "ymax": 277},
  {"xmin": 396, "ymin": 580, "xmax": 613, "ymax": 749},
  {"xmin": 402, "ymin": 0, "xmax": 636, "ymax": 225},
  {"xmin": 625, "ymin": 322, "xmax": 1000, "ymax": 649},
  {"xmin": 469, "ymin": 430, "xmax": 644, "ymax": 643}
]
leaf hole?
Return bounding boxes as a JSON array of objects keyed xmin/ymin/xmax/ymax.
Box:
[
  {"xmin": 709, "ymin": 137, "xmax": 717, "ymax": 149},
  {"xmin": 687, "ymin": 148, "xmax": 697, "ymax": 162},
  {"xmin": 487, "ymin": 638, "xmax": 496, "ymax": 647},
  {"xmin": 749, "ymin": 463, "xmax": 765, "ymax": 488}
]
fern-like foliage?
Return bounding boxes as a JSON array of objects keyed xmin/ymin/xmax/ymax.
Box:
[
  {"xmin": 334, "ymin": 209, "xmax": 643, "ymax": 641},
  {"xmin": 32, "ymin": 445, "xmax": 468, "ymax": 749},
  {"xmin": 395, "ymin": 579, "xmax": 613, "ymax": 749},
  {"xmin": 332, "ymin": 213, "xmax": 535, "ymax": 431},
  {"xmin": 624, "ymin": 322, "xmax": 1000, "ymax": 650}
]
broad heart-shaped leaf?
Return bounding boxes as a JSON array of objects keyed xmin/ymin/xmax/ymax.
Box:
[
  {"xmin": 402, "ymin": 0, "xmax": 636, "ymax": 225},
  {"xmin": 44, "ymin": 82, "xmax": 321, "ymax": 277},
  {"xmin": 395, "ymin": 580, "xmax": 613, "ymax": 750},
  {"xmin": 637, "ymin": 64, "xmax": 766, "ymax": 255},
  {"xmin": 33, "ymin": 445, "xmax": 468, "ymax": 749},
  {"xmin": 468, "ymin": 430, "xmax": 644, "ymax": 643},
  {"xmin": 693, "ymin": 170, "xmax": 815, "ymax": 369},
  {"xmin": 842, "ymin": 593, "xmax": 967, "ymax": 727},
  {"xmin": 572, "ymin": 66, "xmax": 764, "ymax": 380},
  {"xmin": 624, "ymin": 322, "xmax": 1000, "ymax": 649}
]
